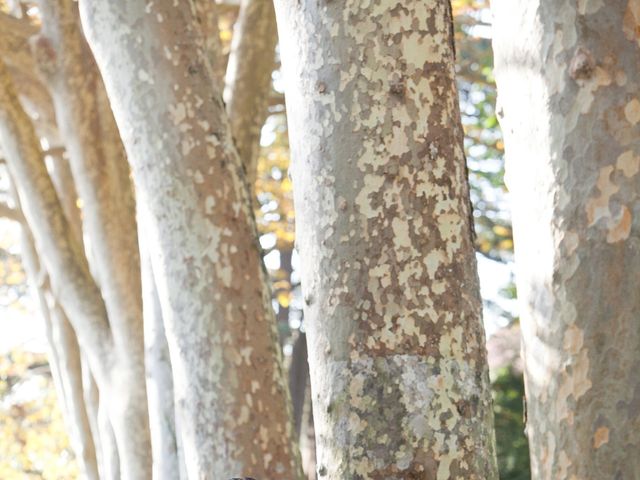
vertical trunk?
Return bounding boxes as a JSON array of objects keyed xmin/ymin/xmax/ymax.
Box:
[
  {"xmin": 81, "ymin": 355, "xmax": 107, "ymax": 479},
  {"xmin": 224, "ymin": 0, "xmax": 278, "ymax": 188},
  {"xmin": 492, "ymin": 1, "xmax": 640, "ymax": 478},
  {"xmin": 19, "ymin": 227, "xmax": 99, "ymax": 480},
  {"xmin": 140, "ymin": 208, "xmax": 180, "ymax": 480},
  {"xmin": 33, "ymin": 4, "xmax": 151, "ymax": 474},
  {"xmin": 79, "ymin": 1, "xmax": 302, "ymax": 478},
  {"xmin": 275, "ymin": 1, "xmax": 498, "ymax": 478}
]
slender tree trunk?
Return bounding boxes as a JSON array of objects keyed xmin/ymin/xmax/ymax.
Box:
[
  {"xmin": 492, "ymin": 1, "xmax": 640, "ymax": 478},
  {"xmin": 275, "ymin": 1, "xmax": 498, "ymax": 478},
  {"xmin": 139, "ymin": 207, "xmax": 180, "ymax": 480},
  {"xmin": 0, "ymin": 56, "xmax": 152, "ymax": 479},
  {"xmin": 81, "ymin": 355, "xmax": 105, "ymax": 479},
  {"xmin": 33, "ymin": 4, "xmax": 151, "ymax": 474},
  {"xmin": 79, "ymin": 1, "xmax": 302, "ymax": 477},
  {"xmin": 224, "ymin": 0, "xmax": 278, "ymax": 188},
  {"xmin": 19, "ymin": 227, "xmax": 99, "ymax": 480}
]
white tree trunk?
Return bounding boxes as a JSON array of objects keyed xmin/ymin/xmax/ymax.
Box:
[
  {"xmin": 492, "ymin": 1, "xmax": 640, "ymax": 478},
  {"xmin": 79, "ymin": 1, "xmax": 302, "ymax": 477},
  {"xmin": 275, "ymin": 1, "xmax": 498, "ymax": 477}
]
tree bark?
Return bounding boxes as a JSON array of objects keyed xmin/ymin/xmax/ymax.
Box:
[
  {"xmin": 19, "ymin": 227, "xmax": 99, "ymax": 480},
  {"xmin": 492, "ymin": 1, "xmax": 640, "ymax": 478},
  {"xmin": 32, "ymin": 5, "xmax": 151, "ymax": 472},
  {"xmin": 224, "ymin": 0, "xmax": 278, "ymax": 188},
  {"xmin": 0, "ymin": 56, "xmax": 150, "ymax": 479},
  {"xmin": 275, "ymin": 1, "xmax": 498, "ymax": 478},
  {"xmin": 139, "ymin": 207, "xmax": 180, "ymax": 480},
  {"xmin": 79, "ymin": 1, "xmax": 302, "ymax": 478}
]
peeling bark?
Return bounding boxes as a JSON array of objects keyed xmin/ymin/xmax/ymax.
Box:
[
  {"xmin": 275, "ymin": 1, "xmax": 498, "ymax": 478},
  {"xmin": 79, "ymin": 1, "xmax": 302, "ymax": 477},
  {"xmin": 492, "ymin": 1, "xmax": 640, "ymax": 478},
  {"xmin": 224, "ymin": 0, "xmax": 278, "ymax": 188}
]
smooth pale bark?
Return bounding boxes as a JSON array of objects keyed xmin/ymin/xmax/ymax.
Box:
[
  {"xmin": 275, "ymin": 1, "xmax": 498, "ymax": 478},
  {"xmin": 33, "ymin": 3, "xmax": 152, "ymax": 475},
  {"xmin": 0, "ymin": 56, "xmax": 111, "ymax": 378},
  {"xmin": 492, "ymin": 1, "xmax": 640, "ymax": 478},
  {"xmin": 224, "ymin": 0, "xmax": 278, "ymax": 188},
  {"xmin": 0, "ymin": 57, "xmax": 150, "ymax": 479},
  {"xmin": 79, "ymin": 1, "xmax": 302, "ymax": 478},
  {"xmin": 81, "ymin": 356, "xmax": 107, "ymax": 480},
  {"xmin": 19, "ymin": 227, "xmax": 99, "ymax": 480},
  {"xmin": 139, "ymin": 209, "xmax": 180, "ymax": 480}
]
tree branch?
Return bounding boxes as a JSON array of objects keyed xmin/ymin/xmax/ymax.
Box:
[{"xmin": 0, "ymin": 56, "xmax": 112, "ymax": 378}]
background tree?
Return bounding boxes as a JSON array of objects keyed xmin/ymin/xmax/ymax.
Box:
[{"xmin": 492, "ymin": 1, "xmax": 640, "ymax": 478}]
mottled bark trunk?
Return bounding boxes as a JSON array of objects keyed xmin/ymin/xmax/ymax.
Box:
[
  {"xmin": 492, "ymin": 1, "xmax": 640, "ymax": 478},
  {"xmin": 275, "ymin": 1, "xmax": 498, "ymax": 478},
  {"xmin": 79, "ymin": 1, "xmax": 302, "ymax": 478},
  {"xmin": 224, "ymin": 0, "xmax": 278, "ymax": 188}
]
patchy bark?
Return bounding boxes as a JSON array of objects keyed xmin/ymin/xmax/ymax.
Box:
[
  {"xmin": 275, "ymin": 1, "xmax": 497, "ymax": 478},
  {"xmin": 492, "ymin": 1, "xmax": 640, "ymax": 478},
  {"xmin": 79, "ymin": 1, "xmax": 302, "ymax": 478},
  {"xmin": 224, "ymin": 0, "xmax": 278, "ymax": 188}
]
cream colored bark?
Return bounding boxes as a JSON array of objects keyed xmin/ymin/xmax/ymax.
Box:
[
  {"xmin": 224, "ymin": 0, "xmax": 277, "ymax": 188},
  {"xmin": 79, "ymin": 1, "xmax": 301, "ymax": 478},
  {"xmin": 492, "ymin": 1, "xmax": 640, "ymax": 478},
  {"xmin": 139, "ymin": 206, "xmax": 180, "ymax": 480},
  {"xmin": 16, "ymin": 212, "xmax": 99, "ymax": 480},
  {"xmin": 33, "ymin": 2, "xmax": 151, "ymax": 476},
  {"xmin": 275, "ymin": 1, "xmax": 498, "ymax": 478},
  {"xmin": 0, "ymin": 57, "xmax": 151, "ymax": 479}
]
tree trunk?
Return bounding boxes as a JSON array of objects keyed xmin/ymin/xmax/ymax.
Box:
[
  {"xmin": 224, "ymin": 0, "xmax": 278, "ymax": 189},
  {"xmin": 275, "ymin": 1, "xmax": 498, "ymax": 478},
  {"xmin": 33, "ymin": 4, "xmax": 152, "ymax": 473},
  {"xmin": 79, "ymin": 1, "xmax": 302, "ymax": 478},
  {"xmin": 0, "ymin": 56, "xmax": 151, "ymax": 479},
  {"xmin": 492, "ymin": 1, "xmax": 640, "ymax": 478},
  {"xmin": 139, "ymin": 209, "xmax": 180, "ymax": 480},
  {"xmin": 19, "ymin": 227, "xmax": 99, "ymax": 480}
]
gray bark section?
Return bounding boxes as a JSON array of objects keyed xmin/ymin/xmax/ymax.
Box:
[
  {"xmin": 492, "ymin": 1, "xmax": 640, "ymax": 478},
  {"xmin": 275, "ymin": 1, "xmax": 497, "ymax": 478}
]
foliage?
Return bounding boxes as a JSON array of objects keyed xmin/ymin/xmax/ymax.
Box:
[{"xmin": 0, "ymin": 349, "xmax": 77, "ymax": 479}]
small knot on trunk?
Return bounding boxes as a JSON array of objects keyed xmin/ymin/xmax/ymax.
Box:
[{"xmin": 569, "ymin": 47, "xmax": 596, "ymax": 81}]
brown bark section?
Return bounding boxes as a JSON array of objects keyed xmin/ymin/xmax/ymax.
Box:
[
  {"xmin": 492, "ymin": 1, "xmax": 640, "ymax": 478},
  {"xmin": 79, "ymin": 1, "xmax": 302, "ymax": 478},
  {"xmin": 275, "ymin": 1, "xmax": 497, "ymax": 478},
  {"xmin": 224, "ymin": 0, "xmax": 278, "ymax": 189}
]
